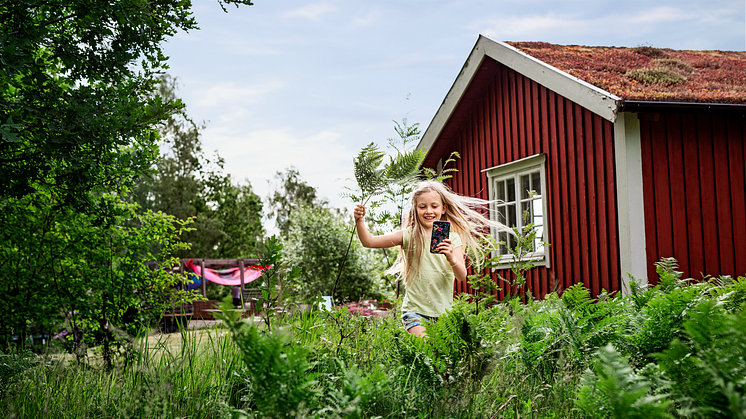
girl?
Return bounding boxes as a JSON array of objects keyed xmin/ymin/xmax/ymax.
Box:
[{"xmin": 354, "ymin": 180, "xmax": 508, "ymax": 337}]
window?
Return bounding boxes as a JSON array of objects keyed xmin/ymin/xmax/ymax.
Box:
[{"xmin": 482, "ymin": 154, "xmax": 549, "ymax": 267}]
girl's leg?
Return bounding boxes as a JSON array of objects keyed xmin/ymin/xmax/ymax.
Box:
[
  {"xmin": 402, "ymin": 312, "xmax": 433, "ymax": 337},
  {"xmin": 407, "ymin": 325, "xmax": 427, "ymax": 337}
]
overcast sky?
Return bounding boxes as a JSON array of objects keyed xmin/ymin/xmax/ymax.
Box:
[{"xmin": 161, "ymin": 0, "xmax": 745, "ymax": 233}]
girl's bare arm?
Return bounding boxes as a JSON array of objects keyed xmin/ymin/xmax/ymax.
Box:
[{"xmin": 354, "ymin": 205, "xmax": 403, "ymax": 249}]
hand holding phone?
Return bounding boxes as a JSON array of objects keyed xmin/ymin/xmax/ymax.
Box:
[{"xmin": 430, "ymin": 220, "xmax": 450, "ymax": 253}]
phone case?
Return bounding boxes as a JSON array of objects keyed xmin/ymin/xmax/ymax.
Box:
[{"xmin": 430, "ymin": 220, "xmax": 451, "ymax": 253}]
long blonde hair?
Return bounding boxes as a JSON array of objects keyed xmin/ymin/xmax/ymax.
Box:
[{"xmin": 386, "ymin": 180, "xmax": 509, "ymax": 286}]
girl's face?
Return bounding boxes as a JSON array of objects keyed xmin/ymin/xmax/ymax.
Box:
[{"xmin": 415, "ymin": 190, "xmax": 446, "ymax": 228}]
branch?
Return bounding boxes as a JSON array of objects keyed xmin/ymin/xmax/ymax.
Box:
[{"xmin": 8, "ymin": 12, "xmax": 80, "ymax": 37}]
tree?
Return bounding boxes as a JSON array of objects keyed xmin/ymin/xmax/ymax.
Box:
[
  {"xmin": 131, "ymin": 75, "xmax": 264, "ymax": 259},
  {"xmin": 0, "ymin": 192, "xmax": 195, "ymax": 363},
  {"xmin": 267, "ymin": 167, "xmax": 327, "ymax": 237},
  {"xmin": 0, "ymin": 0, "xmax": 254, "ymax": 356},
  {"xmin": 1, "ymin": 0, "xmax": 254, "ymax": 206},
  {"xmin": 283, "ymin": 205, "xmax": 382, "ymax": 303}
]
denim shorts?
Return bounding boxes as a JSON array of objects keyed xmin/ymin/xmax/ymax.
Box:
[{"xmin": 401, "ymin": 312, "xmax": 438, "ymax": 331}]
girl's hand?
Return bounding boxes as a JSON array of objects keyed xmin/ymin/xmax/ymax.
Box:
[
  {"xmin": 354, "ymin": 205, "xmax": 366, "ymax": 221},
  {"xmin": 436, "ymin": 238, "xmax": 455, "ymax": 262}
]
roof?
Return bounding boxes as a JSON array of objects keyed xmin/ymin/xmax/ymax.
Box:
[
  {"xmin": 419, "ymin": 36, "xmax": 746, "ymax": 163},
  {"xmin": 507, "ymin": 41, "xmax": 746, "ymax": 104}
]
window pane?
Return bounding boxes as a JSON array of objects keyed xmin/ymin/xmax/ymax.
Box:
[
  {"xmin": 532, "ymin": 198, "xmax": 543, "ymax": 222},
  {"xmin": 496, "ymin": 205, "xmax": 507, "ymax": 225},
  {"xmin": 532, "ymin": 172, "xmax": 541, "ymax": 195},
  {"xmin": 521, "ymin": 201, "xmax": 532, "ymax": 226},
  {"xmin": 496, "ymin": 180, "xmax": 505, "ymax": 201},
  {"xmin": 507, "ymin": 233, "xmax": 517, "ymax": 251},
  {"xmin": 507, "ymin": 202, "xmax": 517, "ymax": 228},
  {"xmin": 506, "ymin": 178, "xmax": 515, "ymax": 202},
  {"xmin": 534, "ymin": 225, "xmax": 545, "ymax": 253},
  {"xmin": 498, "ymin": 232, "xmax": 508, "ymax": 255},
  {"xmin": 521, "ymin": 174, "xmax": 531, "ymax": 199}
]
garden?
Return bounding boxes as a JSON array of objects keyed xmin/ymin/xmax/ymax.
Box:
[{"xmin": 2, "ymin": 252, "xmax": 745, "ymax": 418}]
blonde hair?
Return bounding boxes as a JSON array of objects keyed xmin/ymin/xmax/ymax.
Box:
[{"xmin": 386, "ymin": 180, "xmax": 509, "ymax": 286}]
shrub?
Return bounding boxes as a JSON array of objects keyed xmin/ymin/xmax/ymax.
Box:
[{"xmin": 626, "ymin": 67, "xmax": 687, "ymax": 85}]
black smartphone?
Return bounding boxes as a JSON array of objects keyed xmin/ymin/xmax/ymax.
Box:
[{"xmin": 430, "ymin": 220, "xmax": 451, "ymax": 253}]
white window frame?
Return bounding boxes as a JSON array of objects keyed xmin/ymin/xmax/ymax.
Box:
[{"xmin": 482, "ymin": 153, "xmax": 550, "ymax": 269}]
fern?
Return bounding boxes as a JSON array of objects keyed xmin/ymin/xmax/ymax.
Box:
[
  {"xmin": 710, "ymin": 275, "xmax": 746, "ymax": 312},
  {"xmin": 655, "ymin": 257, "xmax": 685, "ymax": 293},
  {"xmin": 655, "ymin": 300, "xmax": 746, "ymax": 418},
  {"xmin": 576, "ymin": 344, "xmax": 672, "ymax": 419},
  {"xmin": 218, "ymin": 309, "xmax": 318, "ymax": 418}
]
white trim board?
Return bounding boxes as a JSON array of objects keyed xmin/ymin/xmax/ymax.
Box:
[{"xmin": 614, "ymin": 112, "xmax": 648, "ymax": 294}]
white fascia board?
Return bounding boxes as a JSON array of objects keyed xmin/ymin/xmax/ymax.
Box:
[{"xmin": 419, "ymin": 35, "xmax": 623, "ymax": 154}]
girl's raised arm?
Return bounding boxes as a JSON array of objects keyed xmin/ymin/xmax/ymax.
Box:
[{"xmin": 354, "ymin": 205, "xmax": 403, "ymax": 249}]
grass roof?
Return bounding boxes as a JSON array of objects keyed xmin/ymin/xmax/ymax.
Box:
[{"xmin": 507, "ymin": 42, "xmax": 746, "ymax": 104}]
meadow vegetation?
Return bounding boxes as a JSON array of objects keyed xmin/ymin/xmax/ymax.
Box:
[{"xmin": 2, "ymin": 254, "xmax": 745, "ymax": 419}]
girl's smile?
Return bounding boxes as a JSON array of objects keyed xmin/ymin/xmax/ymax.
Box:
[{"xmin": 416, "ymin": 191, "xmax": 446, "ymax": 227}]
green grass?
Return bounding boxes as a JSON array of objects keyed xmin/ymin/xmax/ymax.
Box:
[{"xmin": 3, "ymin": 262, "xmax": 745, "ymax": 418}]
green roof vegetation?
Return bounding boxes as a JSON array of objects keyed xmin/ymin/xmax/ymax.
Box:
[{"xmin": 508, "ymin": 41, "xmax": 746, "ymax": 103}]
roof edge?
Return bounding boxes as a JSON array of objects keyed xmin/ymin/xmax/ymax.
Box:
[
  {"xmin": 620, "ymin": 100, "xmax": 746, "ymax": 114},
  {"xmin": 419, "ymin": 36, "xmax": 622, "ymax": 158}
]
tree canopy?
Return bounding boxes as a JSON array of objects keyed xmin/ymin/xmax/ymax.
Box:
[
  {"xmin": 0, "ymin": 0, "xmax": 254, "ymax": 357},
  {"xmin": 131, "ymin": 76, "xmax": 264, "ymax": 260}
]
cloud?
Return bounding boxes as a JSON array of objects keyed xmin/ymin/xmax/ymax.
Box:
[
  {"xmin": 281, "ymin": 3, "xmax": 337, "ymax": 21},
  {"xmin": 192, "ymin": 81, "xmax": 285, "ymax": 109},
  {"xmin": 471, "ymin": 5, "xmax": 730, "ymax": 42},
  {"xmin": 351, "ymin": 9, "xmax": 381, "ymax": 27},
  {"xmin": 201, "ymin": 127, "xmax": 357, "ymax": 210},
  {"xmin": 369, "ymin": 53, "xmax": 456, "ymax": 69}
]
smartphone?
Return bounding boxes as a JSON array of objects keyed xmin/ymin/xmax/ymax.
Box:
[{"xmin": 430, "ymin": 220, "xmax": 451, "ymax": 253}]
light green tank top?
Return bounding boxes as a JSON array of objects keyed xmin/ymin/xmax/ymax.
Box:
[{"xmin": 401, "ymin": 228, "xmax": 462, "ymax": 317}]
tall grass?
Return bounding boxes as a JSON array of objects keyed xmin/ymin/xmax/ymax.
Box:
[
  {"xmin": 3, "ymin": 260, "xmax": 745, "ymax": 418},
  {"xmin": 2, "ymin": 325, "xmax": 241, "ymax": 418}
]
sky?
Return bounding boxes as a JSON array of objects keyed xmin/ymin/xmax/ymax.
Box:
[{"xmin": 161, "ymin": 0, "xmax": 746, "ymax": 233}]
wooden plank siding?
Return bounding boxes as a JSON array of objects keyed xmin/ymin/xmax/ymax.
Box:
[
  {"xmin": 639, "ymin": 113, "xmax": 746, "ymax": 283},
  {"xmin": 433, "ymin": 62, "xmax": 621, "ymax": 300}
]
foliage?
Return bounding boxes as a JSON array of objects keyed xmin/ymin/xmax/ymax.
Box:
[
  {"xmin": 251, "ymin": 235, "xmax": 301, "ymax": 331},
  {"xmin": 497, "ymin": 211, "xmax": 549, "ymax": 298},
  {"xmin": 267, "ymin": 167, "xmax": 326, "ymax": 237},
  {"xmin": 467, "ymin": 206, "xmax": 547, "ymax": 300},
  {"xmin": 0, "ymin": 349, "xmax": 39, "ymax": 395},
  {"xmin": 466, "ymin": 235, "xmax": 503, "ymax": 313},
  {"xmin": 626, "ymin": 68, "xmax": 687, "ymax": 86},
  {"xmin": 1, "ymin": 0, "xmax": 184, "ymax": 205},
  {"xmin": 2, "ymin": 256, "xmax": 745, "ymax": 419},
  {"xmin": 0, "ymin": 191, "xmax": 197, "ymax": 363},
  {"xmin": 655, "ymin": 300, "xmax": 746, "ymax": 418},
  {"xmin": 709, "ymin": 275, "xmax": 746, "ymax": 312},
  {"xmin": 359, "ymin": 118, "xmax": 458, "ymax": 230},
  {"xmin": 2, "ymin": 328, "xmax": 242, "ymax": 418},
  {"xmin": 283, "ymin": 205, "xmax": 383, "ymax": 304},
  {"xmin": 221, "ymin": 314, "xmax": 318, "ymax": 418},
  {"xmin": 0, "ymin": 0, "xmax": 254, "ymax": 363},
  {"xmin": 576, "ymin": 344, "xmax": 672, "ymax": 419},
  {"xmin": 132, "ymin": 75, "xmax": 264, "ymax": 259}
]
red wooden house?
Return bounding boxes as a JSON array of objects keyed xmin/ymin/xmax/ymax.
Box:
[{"xmin": 418, "ymin": 36, "xmax": 746, "ymax": 299}]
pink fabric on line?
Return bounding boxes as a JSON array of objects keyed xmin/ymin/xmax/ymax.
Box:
[{"xmin": 185, "ymin": 259, "xmax": 268, "ymax": 286}]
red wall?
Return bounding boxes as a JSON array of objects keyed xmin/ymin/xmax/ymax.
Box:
[
  {"xmin": 433, "ymin": 61, "xmax": 621, "ymax": 300},
  {"xmin": 640, "ymin": 112, "xmax": 746, "ymax": 283}
]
